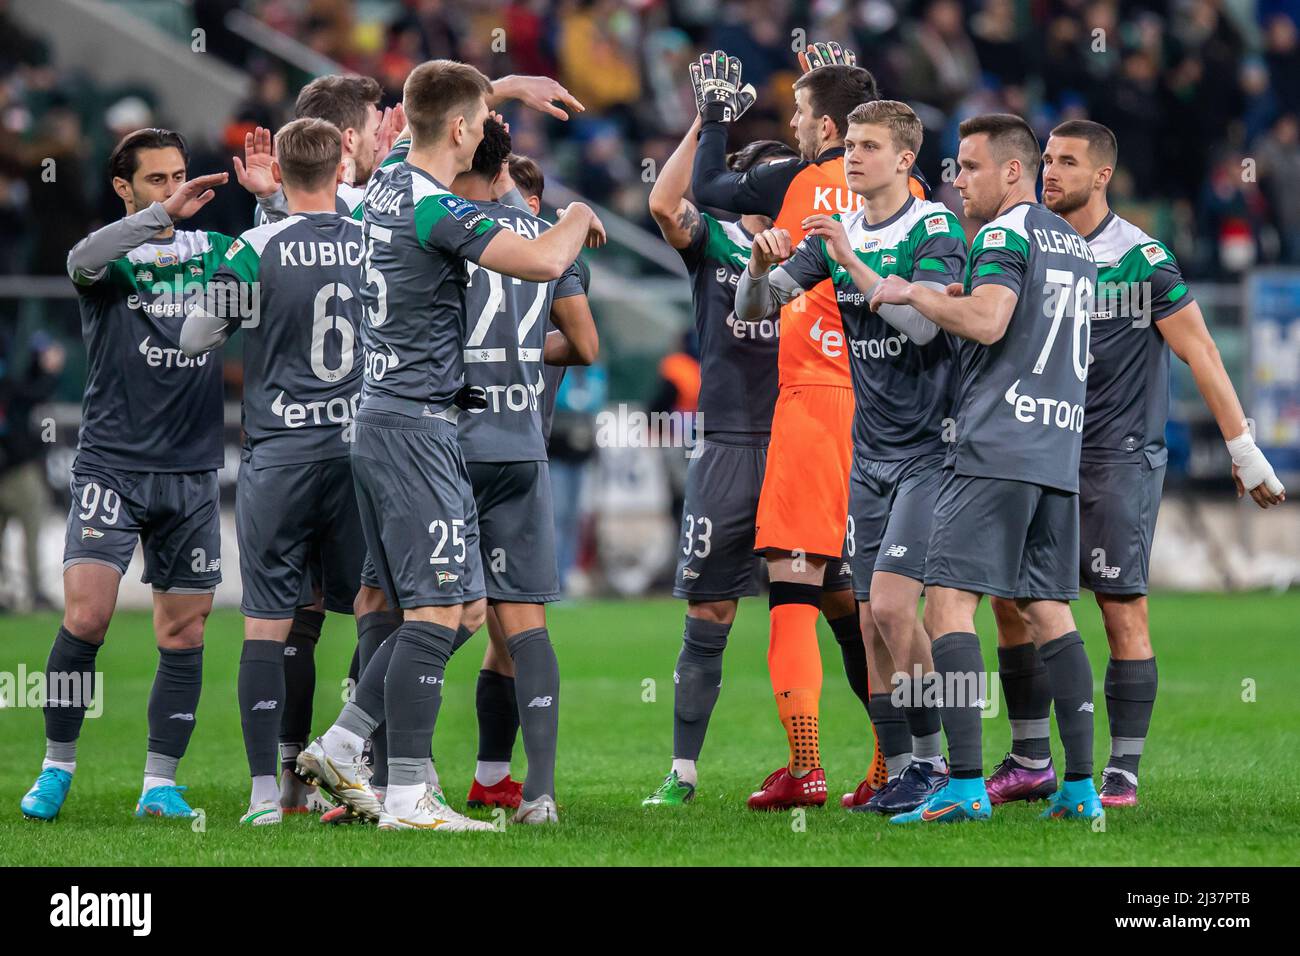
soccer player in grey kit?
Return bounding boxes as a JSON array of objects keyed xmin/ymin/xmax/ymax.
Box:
[
  {"xmin": 20, "ymin": 130, "xmax": 232, "ymax": 822},
  {"xmin": 180, "ymin": 117, "xmax": 370, "ymax": 826},
  {"xmin": 296, "ymin": 60, "xmax": 604, "ymax": 833},
  {"xmin": 870, "ymin": 114, "xmax": 1104, "ymax": 824}
]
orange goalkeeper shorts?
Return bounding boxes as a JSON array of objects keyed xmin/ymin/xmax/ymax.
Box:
[{"xmin": 754, "ymin": 384, "xmax": 854, "ymax": 561}]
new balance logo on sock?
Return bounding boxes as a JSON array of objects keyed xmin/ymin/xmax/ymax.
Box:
[
  {"xmin": 168, "ymin": 712, "xmax": 195, "ymax": 720},
  {"xmin": 1078, "ymin": 701, "xmax": 1095, "ymax": 713},
  {"xmin": 527, "ymin": 696, "xmax": 553, "ymax": 708},
  {"xmin": 884, "ymin": 544, "xmax": 908, "ymax": 558},
  {"xmin": 283, "ymin": 646, "xmax": 297, "ymax": 657},
  {"xmin": 251, "ymin": 700, "xmax": 278, "ymax": 711}
]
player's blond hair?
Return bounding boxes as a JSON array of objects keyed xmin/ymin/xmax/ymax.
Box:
[
  {"xmin": 847, "ymin": 100, "xmax": 922, "ymax": 155},
  {"xmin": 274, "ymin": 118, "xmax": 342, "ymax": 191},
  {"xmin": 403, "ymin": 60, "xmax": 493, "ymax": 146}
]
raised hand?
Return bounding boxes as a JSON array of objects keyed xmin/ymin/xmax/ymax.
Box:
[
  {"xmin": 162, "ymin": 172, "xmax": 228, "ymax": 221},
  {"xmin": 802, "ymin": 214, "xmax": 854, "ymax": 266},
  {"xmin": 493, "ymin": 75, "xmax": 585, "ymax": 121},
  {"xmin": 376, "ymin": 103, "xmax": 408, "ymax": 158},
  {"xmin": 797, "ymin": 40, "xmax": 857, "ymax": 74},
  {"xmin": 232, "ymin": 127, "xmax": 276, "ymax": 198},
  {"xmin": 750, "ymin": 227, "xmax": 793, "ymax": 271}
]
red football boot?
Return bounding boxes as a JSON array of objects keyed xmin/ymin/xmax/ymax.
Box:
[
  {"xmin": 841, "ymin": 741, "xmax": 891, "ymax": 808},
  {"xmin": 747, "ymin": 767, "xmax": 829, "ymax": 811},
  {"xmin": 466, "ymin": 775, "xmax": 523, "ymax": 809}
]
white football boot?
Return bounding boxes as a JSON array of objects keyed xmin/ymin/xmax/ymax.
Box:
[
  {"xmin": 240, "ymin": 800, "xmax": 282, "ymax": 827},
  {"xmin": 296, "ymin": 735, "xmax": 383, "ymax": 822},
  {"xmin": 512, "ymin": 794, "xmax": 559, "ymax": 825},
  {"xmin": 378, "ymin": 785, "xmax": 496, "ymax": 832}
]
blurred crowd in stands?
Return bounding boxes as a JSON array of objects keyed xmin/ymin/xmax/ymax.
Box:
[{"xmin": 3, "ymin": 0, "xmax": 1300, "ymax": 281}]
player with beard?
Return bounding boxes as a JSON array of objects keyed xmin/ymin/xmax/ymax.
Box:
[{"xmin": 984, "ymin": 120, "xmax": 1284, "ymax": 810}]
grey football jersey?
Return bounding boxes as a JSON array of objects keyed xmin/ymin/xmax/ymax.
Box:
[
  {"xmin": 779, "ymin": 197, "xmax": 966, "ymax": 459},
  {"xmin": 211, "ymin": 212, "xmax": 364, "ymax": 467},
  {"xmin": 354, "ymin": 162, "xmax": 506, "ymax": 417},
  {"xmin": 1081, "ymin": 212, "xmax": 1192, "ymax": 465},
  {"xmin": 952, "ymin": 202, "xmax": 1096, "ymax": 493},
  {"xmin": 457, "ymin": 200, "xmax": 585, "ymax": 463},
  {"xmin": 70, "ymin": 229, "xmax": 233, "ymax": 473},
  {"xmin": 678, "ymin": 212, "xmax": 779, "ymax": 434}
]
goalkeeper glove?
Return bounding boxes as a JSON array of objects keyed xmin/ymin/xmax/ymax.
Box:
[
  {"xmin": 693, "ymin": 51, "xmax": 749, "ymax": 123},
  {"xmin": 453, "ymin": 384, "xmax": 488, "ymax": 412},
  {"xmin": 1227, "ymin": 426, "xmax": 1285, "ymax": 498},
  {"xmin": 798, "ymin": 40, "xmax": 857, "ymax": 73}
]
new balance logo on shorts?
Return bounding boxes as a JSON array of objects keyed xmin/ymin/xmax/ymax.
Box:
[
  {"xmin": 1091, "ymin": 548, "xmax": 1121, "ymax": 579},
  {"xmin": 884, "ymin": 544, "xmax": 908, "ymax": 558},
  {"xmin": 528, "ymin": 696, "xmax": 553, "ymax": 708}
]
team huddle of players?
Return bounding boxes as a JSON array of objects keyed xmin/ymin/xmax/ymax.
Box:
[
  {"xmin": 641, "ymin": 42, "xmax": 1284, "ymax": 823},
  {"xmin": 19, "ymin": 40, "xmax": 1285, "ymax": 833}
]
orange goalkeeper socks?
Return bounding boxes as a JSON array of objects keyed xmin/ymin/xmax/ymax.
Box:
[{"xmin": 768, "ymin": 583, "xmax": 824, "ymax": 776}]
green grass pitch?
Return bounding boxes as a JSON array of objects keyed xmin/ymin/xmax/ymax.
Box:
[{"xmin": 1, "ymin": 592, "xmax": 1298, "ymax": 866}]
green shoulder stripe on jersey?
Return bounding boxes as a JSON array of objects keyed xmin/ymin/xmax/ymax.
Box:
[
  {"xmin": 222, "ymin": 236, "xmax": 262, "ymax": 283},
  {"xmin": 976, "ymin": 262, "xmax": 1005, "ymax": 277},
  {"xmin": 380, "ymin": 139, "xmax": 410, "ymax": 169},
  {"xmin": 701, "ymin": 214, "xmax": 751, "ymax": 269},
  {"xmin": 917, "ymin": 256, "xmax": 946, "ymax": 272},
  {"xmin": 1097, "ymin": 239, "xmax": 1178, "ymax": 287},
  {"xmin": 1167, "ymin": 282, "xmax": 1188, "ymax": 305},
  {"xmin": 970, "ymin": 223, "xmax": 1030, "ymax": 260},
  {"xmin": 105, "ymin": 230, "xmax": 233, "ymax": 292},
  {"xmin": 906, "ymin": 209, "xmax": 963, "ymax": 245}
]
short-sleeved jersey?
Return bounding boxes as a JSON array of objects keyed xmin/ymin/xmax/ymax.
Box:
[
  {"xmin": 71, "ymin": 229, "xmax": 233, "ymax": 473},
  {"xmin": 677, "ymin": 212, "xmax": 778, "ymax": 434},
  {"xmin": 354, "ymin": 161, "xmax": 506, "ymax": 417},
  {"xmin": 457, "ymin": 200, "xmax": 585, "ymax": 463},
  {"xmin": 952, "ymin": 202, "xmax": 1096, "ymax": 493},
  {"xmin": 779, "ymin": 196, "xmax": 966, "ymax": 459},
  {"xmin": 1081, "ymin": 212, "xmax": 1192, "ymax": 466},
  {"xmin": 212, "ymin": 212, "xmax": 364, "ymax": 467}
]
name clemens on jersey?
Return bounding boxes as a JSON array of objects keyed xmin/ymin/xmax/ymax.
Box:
[{"xmin": 1031, "ymin": 227, "xmax": 1095, "ymax": 262}]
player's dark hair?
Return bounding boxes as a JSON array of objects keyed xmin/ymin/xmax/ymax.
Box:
[
  {"xmin": 727, "ymin": 139, "xmax": 798, "ymax": 173},
  {"xmin": 294, "ymin": 74, "xmax": 382, "ymax": 135},
  {"xmin": 108, "ymin": 128, "xmax": 188, "ymax": 183},
  {"xmin": 469, "ymin": 117, "xmax": 512, "ymax": 178},
  {"xmin": 792, "ymin": 65, "xmax": 879, "ymax": 139},
  {"xmin": 508, "ymin": 153, "xmax": 544, "ymax": 200},
  {"xmin": 403, "ymin": 59, "xmax": 493, "ymax": 145},
  {"xmin": 275, "ymin": 117, "xmax": 342, "ymax": 191},
  {"xmin": 1050, "ymin": 119, "xmax": 1118, "ymax": 169},
  {"xmin": 959, "ymin": 112, "xmax": 1041, "ymax": 177}
]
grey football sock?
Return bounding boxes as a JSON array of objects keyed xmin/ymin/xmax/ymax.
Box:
[
  {"xmin": 507, "ymin": 627, "xmax": 560, "ymax": 801},
  {"xmin": 867, "ymin": 692, "xmax": 912, "ymax": 775},
  {"xmin": 144, "ymin": 751, "xmax": 180, "ymax": 781},
  {"xmin": 42, "ymin": 627, "xmax": 101, "ymax": 748},
  {"xmin": 279, "ymin": 609, "xmax": 322, "ymax": 754},
  {"xmin": 1039, "ymin": 632, "xmax": 1095, "ymax": 780},
  {"xmin": 476, "ymin": 669, "xmax": 519, "ymax": 763},
  {"xmin": 44, "ymin": 739, "xmax": 78, "ymax": 766},
  {"xmin": 672, "ymin": 617, "xmax": 729, "ymax": 762},
  {"xmin": 997, "ymin": 642, "xmax": 1052, "ymax": 761},
  {"xmin": 931, "ymin": 632, "xmax": 985, "ymax": 778},
  {"xmin": 385, "ymin": 622, "xmax": 455, "ymax": 787},
  {"xmin": 355, "ymin": 612, "xmax": 401, "ymax": 788},
  {"xmin": 238, "ymin": 640, "xmax": 285, "ymax": 777},
  {"xmin": 1104, "ymin": 656, "xmax": 1157, "ymax": 776},
  {"xmin": 146, "ymin": 645, "xmax": 203, "ymax": 763}
]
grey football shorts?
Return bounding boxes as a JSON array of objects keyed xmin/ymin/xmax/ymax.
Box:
[
  {"xmin": 673, "ymin": 435, "xmax": 767, "ymax": 602},
  {"xmin": 350, "ymin": 409, "xmax": 485, "ymax": 609},
  {"xmin": 1079, "ymin": 459, "xmax": 1166, "ymax": 596},
  {"xmin": 63, "ymin": 465, "xmax": 221, "ymax": 593},
  {"xmin": 847, "ymin": 451, "xmax": 946, "ymax": 601},
  {"xmin": 925, "ymin": 469, "xmax": 1080, "ymax": 601},
  {"xmin": 237, "ymin": 456, "xmax": 363, "ymax": 619},
  {"xmin": 467, "ymin": 459, "xmax": 559, "ymax": 604}
]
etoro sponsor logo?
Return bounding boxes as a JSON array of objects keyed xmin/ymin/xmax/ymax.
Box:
[
  {"xmin": 851, "ymin": 332, "xmax": 910, "ymax": 360},
  {"xmin": 1003, "ymin": 379, "xmax": 1085, "ymax": 433},
  {"xmin": 138, "ymin": 336, "xmax": 210, "ymax": 369},
  {"xmin": 808, "ymin": 316, "xmax": 845, "ymax": 358},
  {"xmin": 726, "ymin": 313, "xmax": 780, "ymax": 341},
  {"xmin": 271, "ymin": 390, "xmax": 360, "ymax": 429}
]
